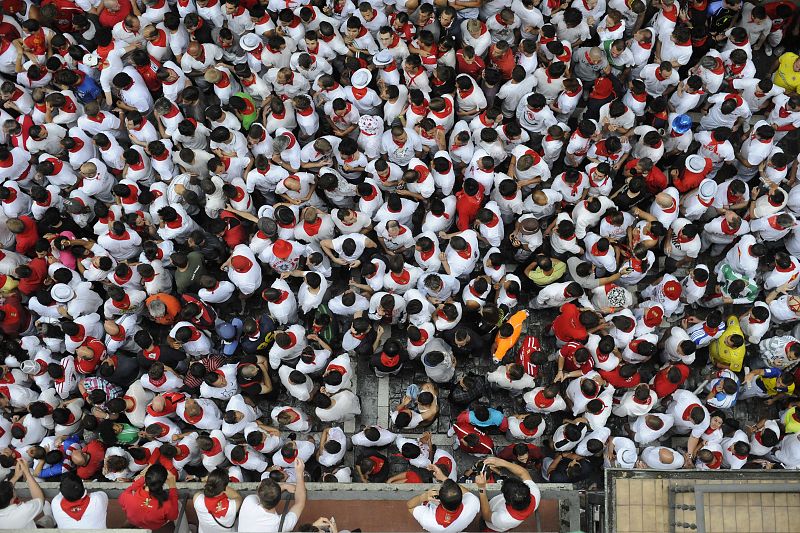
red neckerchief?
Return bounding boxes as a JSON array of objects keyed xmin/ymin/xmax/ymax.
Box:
[
  {"xmin": 682, "ymin": 403, "xmax": 701, "ymax": 421},
  {"xmin": 380, "ymin": 352, "xmax": 400, "ymax": 367},
  {"xmin": 534, "ymin": 390, "xmax": 555, "ymax": 407},
  {"xmin": 60, "ymin": 492, "xmax": 91, "ymax": 520},
  {"xmin": 506, "ymin": 495, "xmax": 536, "ymax": 520},
  {"xmin": 435, "ymin": 503, "xmax": 464, "ymax": 526},
  {"xmin": 204, "ymin": 493, "xmax": 230, "ymax": 518},
  {"xmin": 390, "ymin": 270, "xmax": 411, "ymax": 284},
  {"xmin": 720, "ymin": 218, "xmax": 737, "ymax": 235}
]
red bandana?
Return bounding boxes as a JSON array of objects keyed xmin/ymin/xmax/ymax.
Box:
[{"xmin": 60, "ymin": 493, "xmax": 91, "ymax": 521}]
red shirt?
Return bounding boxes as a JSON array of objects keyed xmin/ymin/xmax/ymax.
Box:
[
  {"xmin": 455, "ymin": 185, "xmax": 484, "ymax": 231},
  {"xmin": 13, "ymin": 216, "xmax": 38, "ymax": 255},
  {"xmin": 134, "ymin": 61, "xmax": 162, "ymax": 93},
  {"xmin": 552, "ymin": 303, "xmax": 587, "ymax": 343},
  {"xmin": 625, "ymin": 159, "xmax": 667, "ymax": 194},
  {"xmin": 487, "ymin": 46, "xmax": 515, "ymax": 80},
  {"xmin": 598, "ymin": 367, "xmax": 642, "ymax": 389},
  {"xmin": 119, "ymin": 477, "xmax": 179, "ymax": 529},
  {"xmin": 219, "ymin": 210, "xmax": 248, "ymax": 247},
  {"xmin": 651, "ymin": 363, "xmax": 690, "ymax": 398},
  {"xmin": 76, "ymin": 440, "xmax": 105, "ymax": 479},
  {"xmin": 456, "ymin": 51, "xmax": 485, "ymax": 78},
  {"xmin": 0, "ymin": 293, "xmax": 29, "ymax": 336},
  {"xmin": 98, "ymin": 0, "xmax": 131, "ymax": 27},
  {"xmin": 17, "ymin": 257, "xmax": 47, "ymax": 295}
]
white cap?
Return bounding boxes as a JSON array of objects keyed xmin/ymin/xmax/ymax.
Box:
[
  {"xmin": 698, "ymin": 179, "xmax": 718, "ymax": 201},
  {"xmin": 685, "ymin": 154, "xmax": 707, "ymax": 174},
  {"xmin": 351, "ymin": 68, "xmax": 372, "ymax": 89},
  {"xmin": 373, "ymin": 50, "xmax": 394, "ymax": 66},
  {"xmin": 83, "ymin": 53, "xmax": 99, "ymax": 67},
  {"xmin": 618, "ymin": 449, "xmax": 638, "ymax": 469},
  {"xmin": 20, "ymin": 360, "xmax": 41, "ymax": 375},
  {"xmin": 51, "ymin": 283, "xmax": 74, "ymax": 303},
  {"xmin": 240, "ymin": 33, "xmax": 262, "ymax": 51}
]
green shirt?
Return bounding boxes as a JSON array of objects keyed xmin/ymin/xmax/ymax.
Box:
[
  {"xmin": 234, "ymin": 92, "xmax": 259, "ymax": 130},
  {"xmin": 528, "ymin": 259, "xmax": 567, "ymax": 286},
  {"xmin": 175, "ymin": 251, "xmax": 207, "ymax": 294},
  {"xmin": 719, "ymin": 264, "xmax": 758, "ymax": 304}
]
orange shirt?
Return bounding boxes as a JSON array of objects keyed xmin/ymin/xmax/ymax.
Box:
[
  {"xmin": 145, "ymin": 293, "xmax": 181, "ymax": 325},
  {"xmin": 493, "ymin": 310, "xmax": 528, "ymax": 361}
]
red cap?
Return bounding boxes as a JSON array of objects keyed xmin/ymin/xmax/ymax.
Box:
[
  {"xmin": 663, "ymin": 280, "xmax": 682, "ymax": 300},
  {"xmin": 231, "ymin": 256, "xmax": 253, "ymax": 273},
  {"xmin": 273, "ymin": 239, "xmax": 293, "ymax": 259},
  {"xmin": 644, "ymin": 306, "xmax": 664, "ymax": 327}
]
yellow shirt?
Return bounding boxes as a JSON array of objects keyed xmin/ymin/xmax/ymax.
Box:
[
  {"xmin": 774, "ymin": 53, "xmax": 800, "ymax": 94},
  {"xmin": 709, "ymin": 316, "xmax": 746, "ymax": 372},
  {"xmin": 784, "ymin": 407, "xmax": 800, "ymax": 434}
]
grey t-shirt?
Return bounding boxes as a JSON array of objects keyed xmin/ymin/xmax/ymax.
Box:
[{"xmin": 567, "ymin": 256, "xmax": 602, "ymax": 290}]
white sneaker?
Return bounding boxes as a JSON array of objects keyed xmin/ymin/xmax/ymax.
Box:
[
  {"xmin": 765, "ymin": 45, "xmax": 773, "ymax": 56},
  {"xmin": 775, "ymin": 46, "xmax": 786, "ymax": 57}
]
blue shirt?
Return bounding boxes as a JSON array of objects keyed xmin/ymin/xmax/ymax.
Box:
[{"xmin": 469, "ymin": 408, "xmax": 504, "ymax": 428}]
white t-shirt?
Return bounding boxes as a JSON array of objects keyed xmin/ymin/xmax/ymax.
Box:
[
  {"xmin": 0, "ymin": 498, "xmax": 44, "ymax": 530},
  {"xmin": 51, "ymin": 492, "xmax": 108, "ymax": 530},
  {"xmin": 485, "ymin": 479, "xmax": 540, "ymax": 532},
  {"xmin": 412, "ymin": 492, "xmax": 480, "ymax": 533},
  {"xmin": 195, "ymin": 493, "xmax": 239, "ymax": 533},
  {"xmin": 237, "ymin": 495, "xmax": 298, "ymax": 533}
]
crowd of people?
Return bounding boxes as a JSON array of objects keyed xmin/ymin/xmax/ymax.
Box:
[{"xmin": 0, "ymin": 0, "xmax": 795, "ymax": 529}]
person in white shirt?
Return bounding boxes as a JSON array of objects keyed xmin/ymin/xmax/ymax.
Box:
[
  {"xmin": 475, "ymin": 457, "xmax": 540, "ymax": 532},
  {"xmin": 193, "ymin": 469, "xmax": 243, "ymax": 533},
  {"xmin": 237, "ymin": 459, "xmax": 306, "ymax": 533},
  {"xmin": 52, "ymin": 474, "xmax": 108, "ymax": 530},
  {"xmin": 0, "ymin": 459, "xmax": 46, "ymax": 531},
  {"xmin": 407, "ymin": 479, "xmax": 480, "ymax": 533}
]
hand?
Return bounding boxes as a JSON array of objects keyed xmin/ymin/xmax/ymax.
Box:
[
  {"xmin": 744, "ymin": 372, "xmax": 757, "ymax": 384},
  {"xmin": 11, "ymin": 459, "xmax": 27, "ymax": 482},
  {"xmin": 294, "ymin": 458, "xmax": 305, "ymax": 473},
  {"xmin": 475, "ymin": 472, "xmax": 487, "ymax": 488},
  {"xmin": 424, "ymin": 488, "xmax": 439, "ymax": 501}
]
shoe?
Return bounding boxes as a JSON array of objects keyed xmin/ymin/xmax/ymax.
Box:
[{"xmin": 765, "ymin": 45, "xmax": 773, "ymax": 56}]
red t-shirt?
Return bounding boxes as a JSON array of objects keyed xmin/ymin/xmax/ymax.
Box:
[
  {"xmin": 119, "ymin": 477, "xmax": 179, "ymax": 529},
  {"xmin": 651, "ymin": 363, "xmax": 690, "ymax": 398},
  {"xmin": 456, "ymin": 52, "xmax": 485, "ymax": 78},
  {"xmin": 0, "ymin": 293, "xmax": 29, "ymax": 336},
  {"xmin": 625, "ymin": 159, "xmax": 667, "ymax": 194},
  {"xmin": 14, "ymin": 216, "xmax": 38, "ymax": 256},
  {"xmin": 455, "ymin": 185, "xmax": 484, "ymax": 231},
  {"xmin": 219, "ymin": 210, "xmax": 248, "ymax": 248},
  {"xmin": 488, "ymin": 47, "xmax": 515, "ymax": 80},
  {"xmin": 98, "ymin": 0, "xmax": 131, "ymax": 28},
  {"xmin": 552, "ymin": 303, "xmax": 587, "ymax": 343},
  {"xmin": 17, "ymin": 257, "xmax": 47, "ymax": 295},
  {"xmin": 76, "ymin": 440, "xmax": 105, "ymax": 479},
  {"xmin": 598, "ymin": 367, "xmax": 642, "ymax": 389}
]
